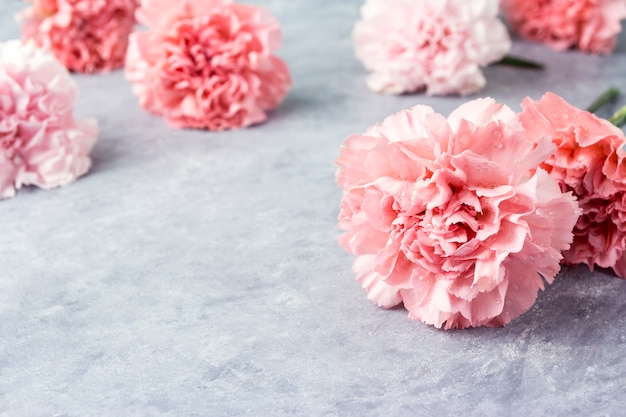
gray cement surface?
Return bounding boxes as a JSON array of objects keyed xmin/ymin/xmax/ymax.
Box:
[{"xmin": 1, "ymin": 2, "xmax": 626, "ymax": 416}]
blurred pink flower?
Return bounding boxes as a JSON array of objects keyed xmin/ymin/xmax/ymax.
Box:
[
  {"xmin": 336, "ymin": 99, "xmax": 580, "ymax": 329},
  {"xmin": 502, "ymin": 0, "xmax": 626, "ymax": 54},
  {"xmin": 125, "ymin": 0, "xmax": 291, "ymax": 131},
  {"xmin": 0, "ymin": 40, "xmax": 98, "ymax": 199},
  {"xmin": 352, "ymin": 0, "xmax": 511, "ymax": 95},
  {"xmin": 520, "ymin": 92, "xmax": 626, "ymax": 277},
  {"xmin": 18, "ymin": 0, "xmax": 139, "ymax": 73}
]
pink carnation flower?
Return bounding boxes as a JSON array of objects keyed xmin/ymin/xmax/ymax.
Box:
[
  {"xmin": 501, "ymin": 0, "xmax": 626, "ymax": 54},
  {"xmin": 352, "ymin": 0, "xmax": 511, "ymax": 95},
  {"xmin": 125, "ymin": 0, "xmax": 291, "ymax": 131},
  {"xmin": 0, "ymin": 40, "xmax": 98, "ymax": 199},
  {"xmin": 18, "ymin": 0, "xmax": 139, "ymax": 73},
  {"xmin": 336, "ymin": 99, "xmax": 580, "ymax": 329},
  {"xmin": 520, "ymin": 92, "xmax": 626, "ymax": 277}
]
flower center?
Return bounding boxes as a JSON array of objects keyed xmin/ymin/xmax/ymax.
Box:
[
  {"xmin": 413, "ymin": 17, "xmax": 459, "ymax": 58},
  {"xmin": 159, "ymin": 13, "xmax": 260, "ymax": 97},
  {"xmin": 393, "ymin": 195, "xmax": 484, "ymax": 262}
]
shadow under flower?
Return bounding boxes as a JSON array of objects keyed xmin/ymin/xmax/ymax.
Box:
[
  {"xmin": 448, "ymin": 265, "xmax": 626, "ymax": 341},
  {"xmin": 266, "ymin": 91, "xmax": 332, "ymax": 121},
  {"xmin": 88, "ymin": 135, "xmax": 124, "ymax": 175}
]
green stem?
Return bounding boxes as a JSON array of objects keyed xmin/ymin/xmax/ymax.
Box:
[
  {"xmin": 609, "ymin": 104, "xmax": 626, "ymax": 127},
  {"xmin": 586, "ymin": 86, "xmax": 619, "ymax": 113},
  {"xmin": 496, "ymin": 55, "xmax": 544, "ymax": 70}
]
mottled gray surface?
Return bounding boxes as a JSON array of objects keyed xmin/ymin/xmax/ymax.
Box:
[{"xmin": 1, "ymin": 2, "xmax": 626, "ymax": 416}]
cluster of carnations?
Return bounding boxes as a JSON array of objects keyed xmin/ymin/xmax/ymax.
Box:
[
  {"xmin": 18, "ymin": 0, "xmax": 292, "ymax": 127},
  {"xmin": 339, "ymin": 0, "xmax": 626, "ymax": 329},
  {"xmin": 354, "ymin": 0, "xmax": 626, "ymax": 95},
  {"xmin": 1, "ymin": 0, "xmax": 291, "ymax": 197},
  {"xmin": 336, "ymin": 93, "xmax": 626, "ymax": 329},
  {"xmin": 4, "ymin": 0, "xmax": 626, "ymax": 330}
]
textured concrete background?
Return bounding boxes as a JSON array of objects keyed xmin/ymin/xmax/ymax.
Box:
[{"xmin": 1, "ymin": 2, "xmax": 626, "ymax": 416}]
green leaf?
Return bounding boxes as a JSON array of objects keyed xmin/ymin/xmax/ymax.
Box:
[{"xmin": 496, "ymin": 55, "xmax": 544, "ymax": 70}]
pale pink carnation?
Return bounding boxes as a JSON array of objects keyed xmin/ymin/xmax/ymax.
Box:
[
  {"xmin": 0, "ymin": 40, "xmax": 98, "ymax": 199},
  {"xmin": 18, "ymin": 0, "xmax": 139, "ymax": 73},
  {"xmin": 125, "ymin": 0, "xmax": 291, "ymax": 131},
  {"xmin": 520, "ymin": 92, "xmax": 626, "ymax": 277},
  {"xmin": 501, "ymin": 0, "xmax": 626, "ymax": 54},
  {"xmin": 336, "ymin": 99, "xmax": 580, "ymax": 329},
  {"xmin": 352, "ymin": 0, "xmax": 511, "ymax": 95}
]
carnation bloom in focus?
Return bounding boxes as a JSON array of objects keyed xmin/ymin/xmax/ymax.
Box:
[
  {"xmin": 125, "ymin": 0, "xmax": 291, "ymax": 131},
  {"xmin": 336, "ymin": 100, "xmax": 580, "ymax": 329},
  {"xmin": 520, "ymin": 92, "xmax": 626, "ymax": 277},
  {"xmin": 501, "ymin": 0, "xmax": 626, "ymax": 54},
  {"xmin": 352, "ymin": 0, "xmax": 511, "ymax": 95},
  {"xmin": 0, "ymin": 40, "xmax": 98, "ymax": 199},
  {"xmin": 18, "ymin": 0, "xmax": 139, "ymax": 73}
]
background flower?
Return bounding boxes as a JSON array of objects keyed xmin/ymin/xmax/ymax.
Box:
[
  {"xmin": 501, "ymin": 0, "xmax": 626, "ymax": 54},
  {"xmin": 520, "ymin": 92, "xmax": 626, "ymax": 277},
  {"xmin": 336, "ymin": 99, "xmax": 580, "ymax": 329},
  {"xmin": 125, "ymin": 0, "xmax": 291, "ymax": 131},
  {"xmin": 352, "ymin": 0, "xmax": 511, "ymax": 95},
  {"xmin": 0, "ymin": 40, "xmax": 98, "ymax": 199},
  {"xmin": 18, "ymin": 0, "xmax": 139, "ymax": 73}
]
